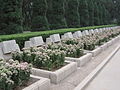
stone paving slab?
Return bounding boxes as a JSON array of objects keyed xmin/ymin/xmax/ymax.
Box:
[
  {"xmin": 50, "ymin": 40, "xmax": 120, "ymax": 90},
  {"xmin": 84, "ymin": 46, "xmax": 120, "ymax": 90}
]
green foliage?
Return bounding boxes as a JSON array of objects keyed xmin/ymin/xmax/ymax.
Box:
[
  {"xmin": 0, "ymin": 24, "xmax": 116, "ymax": 49},
  {"xmin": 31, "ymin": 0, "xmax": 49, "ymax": 31},
  {"xmin": 87, "ymin": 0, "xmax": 94, "ymax": 26},
  {"xmin": 13, "ymin": 48, "xmax": 66, "ymax": 71},
  {"xmin": 46, "ymin": 0, "xmax": 67, "ymax": 29},
  {"xmin": 78, "ymin": 0, "xmax": 89, "ymax": 26},
  {"xmin": 0, "ymin": 0, "xmax": 23, "ymax": 34},
  {"xmin": 65, "ymin": 0, "xmax": 80, "ymax": 28}
]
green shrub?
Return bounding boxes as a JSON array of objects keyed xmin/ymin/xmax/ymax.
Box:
[{"xmin": 0, "ymin": 25, "xmax": 116, "ymax": 49}]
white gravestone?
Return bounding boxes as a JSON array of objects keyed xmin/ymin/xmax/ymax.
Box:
[
  {"xmin": 50, "ymin": 34, "xmax": 61, "ymax": 43},
  {"xmin": 30, "ymin": 36, "xmax": 44, "ymax": 47},
  {"xmin": 73, "ymin": 31, "xmax": 82, "ymax": 38},
  {"xmin": 89, "ymin": 29, "xmax": 94, "ymax": 34},
  {"xmin": 0, "ymin": 48, "xmax": 4, "ymax": 59},
  {"xmin": 46, "ymin": 38, "xmax": 53, "ymax": 44},
  {"xmin": 94, "ymin": 29, "xmax": 99, "ymax": 33},
  {"xmin": 24, "ymin": 41, "xmax": 33, "ymax": 48},
  {"xmin": 61, "ymin": 35, "xmax": 66, "ymax": 40},
  {"xmin": 82, "ymin": 30, "xmax": 89, "ymax": 36},
  {"xmin": 64, "ymin": 32, "xmax": 73, "ymax": 39},
  {"xmin": 2, "ymin": 40, "xmax": 20, "ymax": 54},
  {"xmin": 84, "ymin": 30, "xmax": 89, "ymax": 35}
]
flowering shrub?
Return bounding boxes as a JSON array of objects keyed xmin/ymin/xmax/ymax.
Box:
[
  {"xmin": 13, "ymin": 47, "xmax": 66, "ymax": 71},
  {"xmin": 0, "ymin": 59, "xmax": 31, "ymax": 90},
  {"xmin": 47, "ymin": 43, "xmax": 84, "ymax": 58},
  {"xmin": 62, "ymin": 38, "xmax": 79, "ymax": 45}
]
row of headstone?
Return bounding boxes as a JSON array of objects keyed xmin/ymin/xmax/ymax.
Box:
[
  {"xmin": 24, "ymin": 26, "xmax": 118, "ymax": 48},
  {"xmin": 0, "ymin": 40, "xmax": 20, "ymax": 60}
]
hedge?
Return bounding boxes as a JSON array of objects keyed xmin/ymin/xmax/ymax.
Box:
[{"xmin": 0, "ymin": 24, "xmax": 116, "ymax": 49}]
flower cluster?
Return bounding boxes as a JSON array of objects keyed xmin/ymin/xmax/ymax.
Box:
[
  {"xmin": 13, "ymin": 47, "xmax": 66, "ymax": 71},
  {"xmin": 0, "ymin": 59, "xmax": 31, "ymax": 90}
]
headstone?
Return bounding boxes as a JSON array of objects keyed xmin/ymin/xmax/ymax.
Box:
[
  {"xmin": 94, "ymin": 29, "xmax": 99, "ymax": 33},
  {"xmin": 30, "ymin": 36, "xmax": 44, "ymax": 47},
  {"xmin": 61, "ymin": 35, "xmax": 66, "ymax": 40},
  {"xmin": 50, "ymin": 34, "xmax": 61, "ymax": 43},
  {"xmin": 64, "ymin": 32, "xmax": 73, "ymax": 39},
  {"xmin": 89, "ymin": 29, "xmax": 94, "ymax": 34},
  {"xmin": 2, "ymin": 40, "xmax": 19, "ymax": 54},
  {"xmin": 24, "ymin": 41, "xmax": 33, "ymax": 48},
  {"xmin": 46, "ymin": 38, "xmax": 53, "ymax": 44},
  {"xmin": 84, "ymin": 30, "xmax": 89, "ymax": 35},
  {"xmin": 99, "ymin": 28, "xmax": 103, "ymax": 33},
  {"xmin": 73, "ymin": 31, "xmax": 82, "ymax": 38},
  {"xmin": 0, "ymin": 48, "xmax": 4, "ymax": 59},
  {"xmin": 82, "ymin": 30, "xmax": 89, "ymax": 36}
]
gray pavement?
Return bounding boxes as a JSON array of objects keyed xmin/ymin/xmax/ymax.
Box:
[
  {"xmin": 51, "ymin": 41, "xmax": 120, "ymax": 90},
  {"xmin": 84, "ymin": 47, "xmax": 120, "ymax": 90}
]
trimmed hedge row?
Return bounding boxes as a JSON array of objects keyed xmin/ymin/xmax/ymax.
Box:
[{"xmin": 0, "ymin": 24, "xmax": 116, "ymax": 49}]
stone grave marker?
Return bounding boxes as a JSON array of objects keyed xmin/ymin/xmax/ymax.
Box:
[
  {"xmin": 50, "ymin": 34, "xmax": 61, "ymax": 43},
  {"xmin": 30, "ymin": 36, "xmax": 44, "ymax": 47},
  {"xmin": 46, "ymin": 38, "xmax": 53, "ymax": 44},
  {"xmin": 24, "ymin": 41, "xmax": 33, "ymax": 48},
  {"xmin": 2, "ymin": 40, "xmax": 19, "ymax": 54},
  {"xmin": 64, "ymin": 32, "xmax": 73, "ymax": 39},
  {"xmin": 89, "ymin": 29, "xmax": 94, "ymax": 34},
  {"xmin": 73, "ymin": 31, "xmax": 82, "ymax": 38}
]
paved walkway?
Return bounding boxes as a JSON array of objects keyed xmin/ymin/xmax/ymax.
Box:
[
  {"xmin": 51, "ymin": 40, "xmax": 120, "ymax": 90},
  {"xmin": 84, "ymin": 47, "xmax": 120, "ymax": 90}
]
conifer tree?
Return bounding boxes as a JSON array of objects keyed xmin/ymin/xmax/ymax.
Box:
[
  {"xmin": 46, "ymin": 0, "xmax": 67, "ymax": 29},
  {"xmin": 0, "ymin": 0, "xmax": 23, "ymax": 34},
  {"xmin": 93, "ymin": 2, "xmax": 100, "ymax": 25},
  {"xmin": 32, "ymin": 0, "xmax": 49, "ymax": 31},
  {"xmin": 78, "ymin": 0, "xmax": 89, "ymax": 27},
  {"xmin": 65, "ymin": 0, "xmax": 80, "ymax": 28},
  {"xmin": 87, "ymin": 0, "xmax": 94, "ymax": 26}
]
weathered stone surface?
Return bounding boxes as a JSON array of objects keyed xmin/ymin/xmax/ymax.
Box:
[
  {"xmin": 89, "ymin": 48, "xmax": 102, "ymax": 57},
  {"xmin": 65, "ymin": 53, "xmax": 92, "ymax": 67},
  {"xmin": 73, "ymin": 31, "xmax": 82, "ymax": 38},
  {"xmin": 46, "ymin": 38, "xmax": 53, "ymax": 44},
  {"xmin": 31, "ymin": 62, "xmax": 77, "ymax": 84},
  {"xmin": 30, "ymin": 36, "xmax": 44, "ymax": 47},
  {"xmin": 0, "ymin": 48, "xmax": 4, "ymax": 59},
  {"xmin": 2, "ymin": 40, "xmax": 20, "ymax": 54},
  {"xmin": 23, "ymin": 75, "xmax": 50, "ymax": 90},
  {"xmin": 64, "ymin": 32, "xmax": 74, "ymax": 39},
  {"xmin": 24, "ymin": 41, "xmax": 33, "ymax": 49},
  {"xmin": 50, "ymin": 34, "xmax": 61, "ymax": 43}
]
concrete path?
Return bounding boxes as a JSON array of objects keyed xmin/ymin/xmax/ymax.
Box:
[
  {"xmin": 84, "ymin": 48, "xmax": 120, "ymax": 90},
  {"xmin": 51, "ymin": 40, "xmax": 120, "ymax": 90}
]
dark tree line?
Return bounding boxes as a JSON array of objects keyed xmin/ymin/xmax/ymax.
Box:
[{"xmin": 0, "ymin": 0, "xmax": 119, "ymax": 34}]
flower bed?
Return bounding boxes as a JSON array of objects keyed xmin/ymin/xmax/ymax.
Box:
[
  {"xmin": 65, "ymin": 53, "xmax": 92, "ymax": 67},
  {"xmin": 32, "ymin": 61, "xmax": 77, "ymax": 84},
  {"xmin": 0, "ymin": 59, "xmax": 31, "ymax": 90},
  {"xmin": 23, "ymin": 75, "xmax": 50, "ymax": 90},
  {"xmin": 12, "ymin": 47, "xmax": 77, "ymax": 84}
]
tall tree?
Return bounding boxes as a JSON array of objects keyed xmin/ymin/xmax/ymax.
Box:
[
  {"xmin": 32, "ymin": 0, "xmax": 49, "ymax": 31},
  {"xmin": 93, "ymin": 2, "xmax": 100, "ymax": 25},
  {"xmin": 78, "ymin": 0, "xmax": 89, "ymax": 27},
  {"xmin": 46, "ymin": 0, "xmax": 67, "ymax": 29},
  {"xmin": 65, "ymin": 0, "xmax": 80, "ymax": 28},
  {"xmin": 0, "ymin": 0, "xmax": 23, "ymax": 34},
  {"xmin": 87, "ymin": 0, "xmax": 94, "ymax": 26},
  {"xmin": 22, "ymin": 0, "xmax": 32, "ymax": 31}
]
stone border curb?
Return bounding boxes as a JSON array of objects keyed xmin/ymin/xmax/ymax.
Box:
[
  {"xmin": 23, "ymin": 75, "xmax": 50, "ymax": 90},
  {"xmin": 65, "ymin": 53, "xmax": 92, "ymax": 67},
  {"xmin": 31, "ymin": 61, "xmax": 77, "ymax": 84},
  {"xmin": 74, "ymin": 45, "xmax": 120, "ymax": 90}
]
